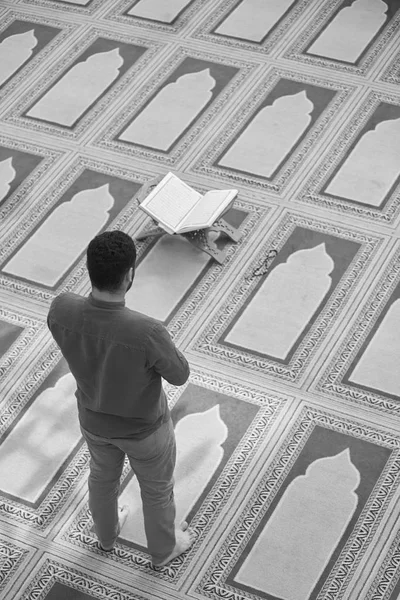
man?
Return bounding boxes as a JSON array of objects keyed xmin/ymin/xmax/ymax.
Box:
[{"xmin": 47, "ymin": 230, "xmax": 195, "ymax": 566}]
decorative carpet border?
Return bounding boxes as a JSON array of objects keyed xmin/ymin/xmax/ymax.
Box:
[
  {"xmin": 282, "ymin": 0, "xmax": 400, "ymax": 77},
  {"xmin": 104, "ymin": 0, "xmax": 211, "ymax": 33},
  {"xmin": 366, "ymin": 528, "xmax": 400, "ymax": 600},
  {"xmin": 13, "ymin": 0, "xmax": 107, "ymax": 16},
  {"xmin": 0, "ymin": 10, "xmax": 77, "ymax": 104},
  {"xmin": 189, "ymin": 212, "xmax": 382, "ymax": 384},
  {"xmin": 2, "ymin": 26, "xmax": 163, "ymax": 141},
  {"xmin": 91, "ymin": 46, "xmax": 257, "ymax": 166},
  {"xmin": 0, "ymin": 156, "xmax": 148, "ymax": 302},
  {"xmin": 0, "ymin": 345, "xmax": 89, "ymax": 530},
  {"xmin": 0, "ymin": 536, "xmax": 31, "ymax": 595},
  {"xmin": 63, "ymin": 373, "xmax": 287, "ymax": 583},
  {"xmin": 191, "ymin": 67, "xmax": 355, "ymax": 194},
  {"xmin": 379, "ymin": 50, "xmax": 400, "ymax": 85},
  {"xmin": 17, "ymin": 558, "xmax": 148, "ymax": 600},
  {"xmin": 314, "ymin": 247, "xmax": 400, "ymax": 417},
  {"xmin": 195, "ymin": 407, "xmax": 400, "ymax": 600},
  {"xmin": 297, "ymin": 89, "xmax": 400, "ymax": 224},
  {"xmin": 190, "ymin": 0, "xmax": 310, "ymax": 55},
  {"xmin": 0, "ymin": 136, "xmax": 63, "ymax": 226},
  {"xmin": 0, "ymin": 307, "xmax": 46, "ymax": 392}
]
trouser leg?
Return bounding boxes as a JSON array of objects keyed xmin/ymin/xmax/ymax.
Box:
[
  {"xmin": 123, "ymin": 419, "xmax": 177, "ymax": 564},
  {"xmin": 81, "ymin": 427, "xmax": 125, "ymax": 549}
]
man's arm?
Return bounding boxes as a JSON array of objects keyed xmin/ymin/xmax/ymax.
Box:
[
  {"xmin": 146, "ymin": 322, "xmax": 190, "ymax": 385},
  {"xmin": 47, "ymin": 295, "xmax": 60, "ymax": 332}
]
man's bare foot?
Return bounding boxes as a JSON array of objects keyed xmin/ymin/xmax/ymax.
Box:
[
  {"xmin": 100, "ymin": 505, "xmax": 130, "ymax": 551},
  {"xmin": 153, "ymin": 521, "xmax": 197, "ymax": 567}
]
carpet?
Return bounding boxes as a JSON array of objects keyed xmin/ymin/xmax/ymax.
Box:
[{"xmin": 0, "ymin": 1, "xmax": 400, "ymax": 599}]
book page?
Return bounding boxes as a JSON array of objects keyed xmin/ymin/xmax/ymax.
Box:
[
  {"xmin": 141, "ymin": 173, "xmax": 202, "ymax": 230},
  {"xmin": 181, "ymin": 189, "xmax": 237, "ymax": 230}
]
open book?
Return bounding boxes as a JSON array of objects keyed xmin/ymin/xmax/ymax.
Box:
[{"xmin": 139, "ymin": 172, "xmax": 238, "ymax": 235}]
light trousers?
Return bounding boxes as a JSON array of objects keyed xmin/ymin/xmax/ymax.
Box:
[{"xmin": 81, "ymin": 418, "xmax": 176, "ymax": 564}]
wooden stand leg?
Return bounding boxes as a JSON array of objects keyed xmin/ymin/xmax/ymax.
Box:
[
  {"xmin": 183, "ymin": 229, "xmax": 227, "ymax": 264},
  {"xmin": 209, "ymin": 217, "xmax": 243, "ymax": 242}
]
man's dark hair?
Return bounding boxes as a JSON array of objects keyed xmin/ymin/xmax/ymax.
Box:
[{"xmin": 86, "ymin": 231, "xmax": 136, "ymax": 292}]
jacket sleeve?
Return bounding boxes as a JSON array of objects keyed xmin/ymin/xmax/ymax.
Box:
[{"xmin": 146, "ymin": 322, "xmax": 190, "ymax": 385}]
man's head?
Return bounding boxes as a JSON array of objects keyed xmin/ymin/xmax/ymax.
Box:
[{"xmin": 87, "ymin": 231, "xmax": 136, "ymax": 295}]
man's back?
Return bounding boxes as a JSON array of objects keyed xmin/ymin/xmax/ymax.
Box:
[{"xmin": 47, "ymin": 292, "xmax": 189, "ymax": 438}]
